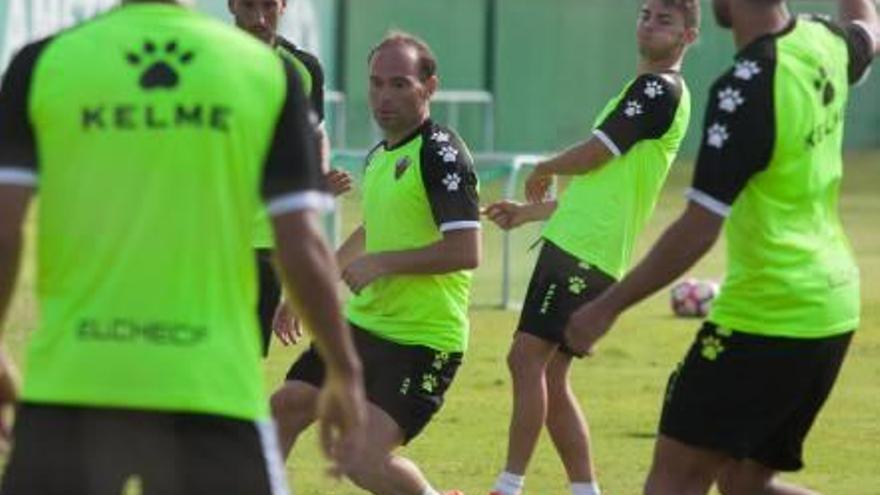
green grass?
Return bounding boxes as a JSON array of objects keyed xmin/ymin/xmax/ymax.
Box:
[{"xmin": 5, "ymin": 154, "xmax": 880, "ymax": 494}]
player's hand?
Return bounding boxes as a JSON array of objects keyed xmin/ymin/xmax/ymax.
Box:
[
  {"xmin": 272, "ymin": 300, "xmax": 303, "ymax": 346},
  {"xmin": 483, "ymin": 200, "xmax": 529, "ymax": 230},
  {"xmin": 524, "ymin": 167, "xmax": 553, "ymax": 204},
  {"xmin": 563, "ymin": 299, "xmax": 619, "ymax": 357},
  {"xmin": 316, "ymin": 370, "xmax": 367, "ymax": 478},
  {"xmin": 326, "ymin": 169, "xmax": 354, "ymax": 197},
  {"xmin": 342, "ymin": 256, "xmax": 384, "ymax": 294}
]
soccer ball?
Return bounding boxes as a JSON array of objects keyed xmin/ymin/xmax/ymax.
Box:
[{"xmin": 670, "ymin": 278, "xmax": 719, "ymax": 318}]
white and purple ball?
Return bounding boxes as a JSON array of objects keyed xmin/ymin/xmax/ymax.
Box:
[{"xmin": 670, "ymin": 278, "xmax": 719, "ymax": 318}]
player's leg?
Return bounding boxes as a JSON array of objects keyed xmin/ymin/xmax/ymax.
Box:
[
  {"xmin": 256, "ymin": 248, "xmax": 282, "ymax": 357},
  {"xmin": 345, "ymin": 402, "xmax": 428, "ymax": 495},
  {"xmin": 270, "ymin": 346, "xmax": 324, "ymax": 457},
  {"xmin": 716, "ymin": 460, "xmax": 819, "ymax": 495},
  {"xmin": 502, "ymin": 332, "xmax": 557, "ymax": 477},
  {"xmin": 643, "ymin": 435, "xmax": 727, "ymax": 495},
  {"xmin": 345, "ymin": 327, "xmax": 462, "ymax": 495},
  {"xmin": 716, "ymin": 331, "xmax": 853, "ymax": 495},
  {"xmin": 545, "ymin": 351, "xmax": 600, "ymax": 495},
  {"xmin": 270, "ymin": 380, "xmax": 319, "ymax": 458}
]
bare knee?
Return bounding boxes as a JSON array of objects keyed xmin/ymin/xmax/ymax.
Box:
[
  {"xmin": 507, "ymin": 335, "xmax": 553, "ymax": 379},
  {"xmin": 270, "ymin": 382, "xmax": 317, "ymax": 432},
  {"xmin": 716, "ymin": 461, "xmax": 776, "ymax": 495},
  {"xmin": 346, "ymin": 452, "xmax": 389, "ymax": 491}
]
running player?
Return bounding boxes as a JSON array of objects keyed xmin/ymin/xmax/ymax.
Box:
[
  {"xmin": 483, "ymin": 2, "xmax": 699, "ymax": 494},
  {"xmin": 270, "ymin": 32, "xmax": 480, "ymax": 495},
  {"xmin": 0, "ymin": 1, "xmax": 365, "ymax": 493},
  {"xmin": 565, "ymin": 0, "xmax": 878, "ymax": 493}
]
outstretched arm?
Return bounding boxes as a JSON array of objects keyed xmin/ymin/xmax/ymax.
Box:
[{"xmin": 564, "ymin": 202, "xmax": 723, "ymax": 356}]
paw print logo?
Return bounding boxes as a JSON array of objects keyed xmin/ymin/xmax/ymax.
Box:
[
  {"xmin": 717, "ymin": 87, "xmax": 745, "ymax": 113},
  {"xmin": 700, "ymin": 336, "xmax": 725, "ymax": 361},
  {"xmin": 126, "ymin": 40, "xmax": 194, "ymax": 90},
  {"xmin": 421, "ymin": 373, "xmax": 438, "ymax": 393},
  {"xmin": 733, "ymin": 60, "xmax": 761, "ymax": 81},
  {"xmin": 624, "ymin": 100, "xmax": 644, "ymax": 118},
  {"xmin": 442, "ymin": 173, "xmax": 462, "ymax": 192},
  {"xmin": 568, "ymin": 276, "xmax": 587, "ymax": 295},
  {"xmin": 399, "ymin": 377, "xmax": 411, "ymax": 395},
  {"xmin": 432, "ymin": 352, "xmax": 450, "ymax": 371},
  {"xmin": 706, "ymin": 123, "xmax": 730, "ymax": 149},
  {"xmin": 644, "ymin": 80, "xmax": 665, "ymax": 99},
  {"xmin": 813, "ymin": 67, "xmax": 836, "ymax": 107},
  {"xmin": 437, "ymin": 145, "xmax": 459, "ymax": 164},
  {"xmin": 431, "ymin": 130, "xmax": 451, "ymax": 143}
]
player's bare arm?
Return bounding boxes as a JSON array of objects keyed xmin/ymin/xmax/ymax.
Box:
[
  {"xmin": 272, "ymin": 208, "xmax": 366, "ymax": 473},
  {"xmin": 840, "ymin": 0, "xmax": 880, "ymax": 53},
  {"xmin": 342, "ymin": 229, "xmax": 480, "ymax": 294},
  {"xmin": 524, "ymin": 139, "xmax": 616, "ymax": 203},
  {"xmin": 564, "ymin": 202, "xmax": 723, "ymax": 356},
  {"xmin": 0, "ymin": 186, "xmax": 32, "ymax": 443},
  {"xmin": 483, "ymin": 200, "xmax": 558, "ymax": 231}
]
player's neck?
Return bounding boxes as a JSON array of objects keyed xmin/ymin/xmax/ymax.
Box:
[
  {"xmin": 637, "ymin": 55, "xmax": 683, "ymax": 77},
  {"xmin": 731, "ymin": 4, "xmax": 792, "ymax": 50},
  {"xmin": 384, "ymin": 116, "xmax": 430, "ymax": 149}
]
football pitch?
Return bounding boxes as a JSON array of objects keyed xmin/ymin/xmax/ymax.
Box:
[{"xmin": 4, "ymin": 154, "xmax": 880, "ymax": 494}]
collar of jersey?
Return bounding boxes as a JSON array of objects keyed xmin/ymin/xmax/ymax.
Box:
[
  {"xmin": 382, "ymin": 119, "xmax": 433, "ymax": 152},
  {"xmin": 736, "ymin": 17, "xmax": 797, "ymax": 58}
]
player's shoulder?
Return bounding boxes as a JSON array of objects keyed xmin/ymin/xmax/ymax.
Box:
[
  {"xmin": 419, "ymin": 121, "xmax": 474, "ymax": 168},
  {"xmin": 630, "ymin": 72, "xmax": 685, "ymax": 100},
  {"xmin": 799, "ymin": 13, "xmax": 849, "ymax": 40},
  {"xmin": 276, "ymin": 37, "xmax": 324, "ymax": 78}
]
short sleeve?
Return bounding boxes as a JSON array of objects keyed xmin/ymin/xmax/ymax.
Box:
[
  {"xmin": 688, "ymin": 58, "xmax": 776, "ymax": 217},
  {"xmin": 0, "ymin": 38, "xmax": 51, "ymax": 187},
  {"xmin": 261, "ymin": 58, "xmax": 331, "ymax": 216},
  {"xmin": 844, "ymin": 21, "xmax": 875, "ymax": 85},
  {"xmin": 419, "ymin": 126, "xmax": 480, "ymax": 232},
  {"xmin": 593, "ymin": 73, "xmax": 684, "ymax": 156}
]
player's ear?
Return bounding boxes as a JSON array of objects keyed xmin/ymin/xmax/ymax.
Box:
[
  {"xmin": 424, "ymin": 75, "xmax": 438, "ymax": 99},
  {"xmin": 684, "ymin": 26, "xmax": 699, "ymax": 45}
]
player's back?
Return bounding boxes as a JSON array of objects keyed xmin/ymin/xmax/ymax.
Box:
[
  {"xmin": 706, "ymin": 16, "xmax": 866, "ymax": 338},
  {"xmin": 19, "ymin": 3, "xmax": 292, "ymax": 420}
]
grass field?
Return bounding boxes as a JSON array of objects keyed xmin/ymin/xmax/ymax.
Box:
[{"xmin": 4, "ymin": 154, "xmax": 880, "ymax": 494}]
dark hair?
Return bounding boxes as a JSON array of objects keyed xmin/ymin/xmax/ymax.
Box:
[
  {"xmin": 367, "ymin": 31, "xmax": 438, "ymax": 81},
  {"xmin": 661, "ymin": 0, "xmax": 701, "ymax": 29}
]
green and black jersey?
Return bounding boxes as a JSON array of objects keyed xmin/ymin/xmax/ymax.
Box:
[
  {"xmin": 688, "ymin": 16, "xmax": 875, "ymax": 339},
  {"xmin": 346, "ymin": 120, "xmax": 480, "ymax": 353},
  {"xmin": 253, "ymin": 36, "xmax": 328, "ymax": 249},
  {"xmin": 0, "ymin": 3, "xmax": 327, "ymax": 421},
  {"xmin": 543, "ymin": 73, "xmax": 691, "ymax": 279}
]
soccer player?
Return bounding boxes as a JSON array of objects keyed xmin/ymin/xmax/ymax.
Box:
[
  {"xmin": 0, "ymin": 0, "xmax": 366, "ymax": 493},
  {"xmin": 482, "ymin": 2, "xmax": 698, "ymax": 495},
  {"xmin": 228, "ymin": 0, "xmax": 353, "ymax": 355},
  {"xmin": 270, "ymin": 32, "xmax": 481, "ymax": 495},
  {"xmin": 565, "ymin": 0, "xmax": 878, "ymax": 493}
]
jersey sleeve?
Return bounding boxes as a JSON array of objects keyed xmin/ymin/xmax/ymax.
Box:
[
  {"xmin": 844, "ymin": 21, "xmax": 876, "ymax": 85},
  {"xmin": 300, "ymin": 53, "xmax": 326, "ymax": 123},
  {"xmin": 688, "ymin": 60, "xmax": 776, "ymax": 217},
  {"xmin": 809, "ymin": 14, "xmax": 876, "ymax": 85},
  {"xmin": 261, "ymin": 58, "xmax": 330, "ymax": 217},
  {"xmin": 593, "ymin": 73, "xmax": 683, "ymax": 156},
  {"xmin": 0, "ymin": 39, "xmax": 50, "ymax": 187},
  {"xmin": 419, "ymin": 127, "xmax": 481, "ymax": 232}
]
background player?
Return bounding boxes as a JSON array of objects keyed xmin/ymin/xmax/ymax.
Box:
[{"xmin": 483, "ymin": 2, "xmax": 699, "ymax": 494}]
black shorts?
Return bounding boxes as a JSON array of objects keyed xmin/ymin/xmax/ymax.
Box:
[
  {"xmin": 0, "ymin": 403, "xmax": 288, "ymax": 495},
  {"xmin": 256, "ymin": 248, "xmax": 282, "ymax": 357},
  {"xmin": 660, "ymin": 322, "xmax": 853, "ymax": 472},
  {"xmin": 518, "ymin": 240, "xmax": 616, "ymax": 354},
  {"xmin": 286, "ymin": 324, "xmax": 462, "ymax": 443}
]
